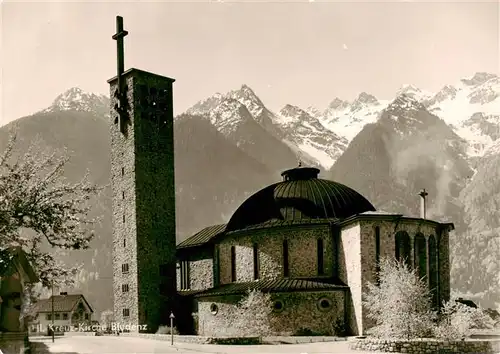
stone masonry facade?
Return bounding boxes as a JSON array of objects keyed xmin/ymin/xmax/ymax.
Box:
[
  {"xmin": 351, "ymin": 218, "xmax": 450, "ymax": 335},
  {"xmin": 177, "ymin": 216, "xmax": 451, "ymax": 336},
  {"xmin": 177, "ymin": 247, "xmax": 214, "ymax": 291},
  {"xmin": 196, "ymin": 290, "xmax": 346, "ymax": 337},
  {"xmin": 217, "ymin": 225, "xmax": 334, "ymax": 284},
  {"xmin": 109, "ymin": 69, "xmax": 176, "ymax": 333}
]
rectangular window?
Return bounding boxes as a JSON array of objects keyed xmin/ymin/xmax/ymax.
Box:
[
  {"xmin": 55, "ymin": 313, "xmax": 60, "ymax": 320},
  {"xmin": 122, "ymin": 308, "xmax": 130, "ymax": 317},
  {"xmin": 122, "ymin": 191, "xmax": 125, "ymax": 199},
  {"xmin": 122, "ymin": 284, "xmax": 129, "ymax": 292},
  {"xmin": 122, "ymin": 214, "xmax": 125, "ymax": 223},
  {"xmin": 230, "ymin": 246, "xmax": 236, "ymax": 282},
  {"xmin": 46, "ymin": 314, "xmax": 51, "ymax": 321},
  {"xmin": 63, "ymin": 313, "xmax": 68, "ymax": 320},
  {"xmin": 123, "ymin": 238, "xmax": 126, "ymax": 247},
  {"xmin": 283, "ymin": 240, "xmax": 289, "ymax": 277},
  {"xmin": 122, "ymin": 263, "xmax": 129, "ymax": 273},
  {"xmin": 253, "ymin": 243, "xmax": 259, "ymax": 280},
  {"xmin": 317, "ymin": 238, "xmax": 324, "ymax": 275},
  {"xmin": 85, "ymin": 313, "xmax": 89, "ymax": 320},
  {"xmin": 180, "ymin": 261, "xmax": 190, "ymax": 290},
  {"xmin": 121, "ymin": 167, "xmax": 124, "ymax": 176}
]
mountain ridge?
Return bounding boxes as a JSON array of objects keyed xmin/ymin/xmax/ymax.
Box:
[{"xmin": 6, "ymin": 70, "xmax": 498, "ymax": 312}]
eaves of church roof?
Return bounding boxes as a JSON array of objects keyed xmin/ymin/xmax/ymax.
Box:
[
  {"xmin": 193, "ymin": 277, "xmax": 348, "ymax": 298},
  {"xmin": 176, "ymin": 224, "xmax": 226, "ymax": 250}
]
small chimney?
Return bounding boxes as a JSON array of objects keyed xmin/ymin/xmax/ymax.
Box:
[{"xmin": 418, "ymin": 189, "xmax": 428, "ymax": 219}]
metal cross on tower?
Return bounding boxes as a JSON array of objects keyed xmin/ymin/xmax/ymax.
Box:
[{"xmin": 112, "ymin": 16, "xmax": 129, "ymax": 134}]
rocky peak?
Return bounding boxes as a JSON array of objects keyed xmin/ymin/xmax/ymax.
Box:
[
  {"xmin": 327, "ymin": 97, "xmax": 349, "ymax": 110},
  {"xmin": 432, "ymin": 85, "xmax": 458, "ymax": 104},
  {"xmin": 43, "ymin": 87, "xmax": 110, "ymax": 117},
  {"xmin": 387, "ymin": 93, "xmax": 426, "ymax": 113},
  {"xmin": 186, "ymin": 92, "xmax": 225, "ymax": 116},
  {"xmin": 356, "ymin": 92, "xmax": 378, "ymax": 105},
  {"xmin": 461, "ymin": 72, "xmax": 498, "ymax": 86},
  {"xmin": 350, "ymin": 92, "xmax": 379, "ymax": 112},
  {"xmin": 280, "ymin": 104, "xmax": 304, "ymax": 117}
]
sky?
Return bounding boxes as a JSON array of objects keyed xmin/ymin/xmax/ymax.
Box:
[{"xmin": 1, "ymin": 0, "xmax": 499, "ymax": 126}]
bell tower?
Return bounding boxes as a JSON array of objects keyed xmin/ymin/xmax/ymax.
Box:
[{"xmin": 108, "ymin": 16, "xmax": 177, "ymax": 333}]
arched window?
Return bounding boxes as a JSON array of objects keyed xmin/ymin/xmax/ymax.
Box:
[
  {"xmin": 230, "ymin": 246, "xmax": 236, "ymax": 282},
  {"xmin": 414, "ymin": 233, "xmax": 427, "ymax": 279},
  {"xmin": 395, "ymin": 231, "xmax": 411, "ymax": 267},
  {"xmin": 283, "ymin": 240, "xmax": 289, "ymax": 277},
  {"xmin": 253, "ymin": 243, "xmax": 259, "ymax": 280},
  {"xmin": 317, "ymin": 238, "xmax": 324, "ymax": 275},
  {"xmin": 428, "ymin": 235, "xmax": 438, "ymax": 308}
]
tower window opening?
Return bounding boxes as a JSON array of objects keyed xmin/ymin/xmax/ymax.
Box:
[{"xmin": 121, "ymin": 167, "xmax": 124, "ymax": 176}]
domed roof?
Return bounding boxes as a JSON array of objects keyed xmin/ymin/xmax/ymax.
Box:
[{"xmin": 226, "ymin": 166, "xmax": 376, "ymax": 232}]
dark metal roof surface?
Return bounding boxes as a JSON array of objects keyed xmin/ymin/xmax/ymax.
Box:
[
  {"xmin": 194, "ymin": 278, "xmax": 348, "ymax": 298},
  {"xmin": 177, "ymin": 224, "xmax": 226, "ymax": 249},
  {"xmin": 226, "ymin": 218, "xmax": 335, "ymax": 234},
  {"xmin": 226, "ymin": 177, "xmax": 375, "ymax": 232}
]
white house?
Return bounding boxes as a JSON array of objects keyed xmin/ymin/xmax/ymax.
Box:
[{"xmin": 30, "ymin": 293, "xmax": 94, "ymax": 334}]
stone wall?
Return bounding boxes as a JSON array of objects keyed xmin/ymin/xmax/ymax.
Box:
[
  {"xmin": 338, "ymin": 222, "xmax": 361, "ymax": 336},
  {"xmin": 196, "ymin": 290, "xmax": 345, "ymax": 337},
  {"xmin": 189, "ymin": 259, "xmax": 213, "ymax": 291},
  {"xmin": 109, "ymin": 69, "xmax": 177, "ymax": 333},
  {"xmin": 342, "ymin": 219, "xmax": 447, "ymax": 335},
  {"xmin": 110, "ymin": 74, "xmax": 140, "ymax": 329},
  {"xmin": 349, "ymin": 337, "xmax": 500, "ymax": 353},
  {"xmin": 438, "ymin": 228, "xmax": 451, "ymax": 306},
  {"xmin": 218, "ymin": 225, "xmax": 332, "ymax": 284},
  {"xmin": 177, "ymin": 247, "xmax": 214, "ymax": 291}
]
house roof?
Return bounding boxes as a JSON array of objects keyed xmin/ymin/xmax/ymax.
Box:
[
  {"xmin": 194, "ymin": 278, "xmax": 348, "ymax": 298},
  {"xmin": 0, "ymin": 247, "xmax": 38, "ymax": 283},
  {"xmin": 34, "ymin": 294, "xmax": 94, "ymax": 313},
  {"xmin": 177, "ymin": 224, "xmax": 226, "ymax": 249}
]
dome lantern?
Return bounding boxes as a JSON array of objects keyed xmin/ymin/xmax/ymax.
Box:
[{"xmin": 281, "ymin": 166, "xmax": 320, "ymax": 181}]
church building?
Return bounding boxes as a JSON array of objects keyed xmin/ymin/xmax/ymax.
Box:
[
  {"xmin": 176, "ymin": 166, "xmax": 453, "ymax": 336},
  {"xmin": 107, "ymin": 16, "xmax": 452, "ymax": 337}
]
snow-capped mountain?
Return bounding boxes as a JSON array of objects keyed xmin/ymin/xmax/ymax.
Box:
[
  {"xmin": 426, "ymin": 72, "xmax": 500, "ymax": 157},
  {"xmin": 314, "ymin": 92, "xmax": 389, "ymax": 142},
  {"xmin": 304, "ymin": 72, "xmax": 500, "ymax": 162},
  {"xmin": 42, "ymin": 87, "xmax": 110, "ymax": 118},
  {"xmin": 38, "ymin": 72, "xmax": 500, "ymax": 171},
  {"xmin": 186, "ymin": 85, "xmax": 336, "ymax": 169},
  {"xmin": 277, "ymin": 104, "xmax": 347, "ymax": 168}
]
